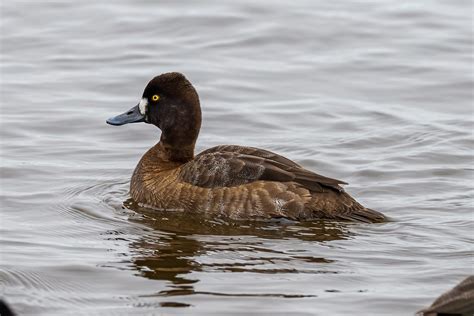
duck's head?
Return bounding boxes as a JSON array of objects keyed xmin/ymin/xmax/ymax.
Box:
[{"xmin": 107, "ymin": 72, "xmax": 202, "ymax": 157}]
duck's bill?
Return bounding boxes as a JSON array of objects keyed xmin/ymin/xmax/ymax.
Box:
[{"xmin": 106, "ymin": 104, "xmax": 145, "ymax": 126}]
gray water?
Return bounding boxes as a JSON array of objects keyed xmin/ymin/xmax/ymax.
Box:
[{"xmin": 1, "ymin": 1, "xmax": 473, "ymax": 315}]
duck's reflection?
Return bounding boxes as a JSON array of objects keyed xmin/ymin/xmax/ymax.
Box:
[
  {"xmin": 131, "ymin": 234, "xmax": 201, "ymax": 289},
  {"xmin": 125, "ymin": 198, "xmax": 351, "ymax": 297}
]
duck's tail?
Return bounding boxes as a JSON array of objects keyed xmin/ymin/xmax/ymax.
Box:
[
  {"xmin": 307, "ymin": 190, "xmax": 386, "ymax": 223},
  {"xmin": 340, "ymin": 206, "xmax": 386, "ymax": 223}
]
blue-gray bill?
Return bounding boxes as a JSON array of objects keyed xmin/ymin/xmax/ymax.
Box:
[{"xmin": 106, "ymin": 104, "xmax": 145, "ymax": 126}]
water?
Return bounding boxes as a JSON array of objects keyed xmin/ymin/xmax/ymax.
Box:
[{"xmin": 1, "ymin": 0, "xmax": 472, "ymax": 315}]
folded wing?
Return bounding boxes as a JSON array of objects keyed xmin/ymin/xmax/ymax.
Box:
[{"xmin": 179, "ymin": 145, "xmax": 347, "ymax": 192}]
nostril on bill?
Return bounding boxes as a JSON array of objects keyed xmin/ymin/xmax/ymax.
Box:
[{"xmin": 127, "ymin": 110, "xmax": 133, "ymax": 115}]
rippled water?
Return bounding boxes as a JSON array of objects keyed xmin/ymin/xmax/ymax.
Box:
[{"xmin": 1, "ymin": 0, "xmax": 473, "ymax": 315}]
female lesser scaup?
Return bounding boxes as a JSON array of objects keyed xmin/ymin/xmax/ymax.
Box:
[{"xmin": 107, "ymin": 72, "xmax": 385, "ymax": 222}]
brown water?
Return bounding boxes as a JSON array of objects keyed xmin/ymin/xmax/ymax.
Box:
[{"xmin": 1, "ymin": 1, "xmax": 473, "ymax": 315}]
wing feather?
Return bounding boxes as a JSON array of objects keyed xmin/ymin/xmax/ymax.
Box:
[{"xmin": 179, "ymin": 145, "xmax": 347, "ymax": 192}]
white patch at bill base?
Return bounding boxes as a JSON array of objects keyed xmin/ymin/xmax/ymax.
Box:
[{"xmin": 139, "ymin": 98, "xmax": 148, "ymax": 115}]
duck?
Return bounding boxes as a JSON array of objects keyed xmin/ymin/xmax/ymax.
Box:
[
  {"xmin": 417, "ymin": 276, "xmax": 474, "ymax": 316},
  {"xmin": 107, "ymin": 72, "xmax": 385, "ymax": 223}
]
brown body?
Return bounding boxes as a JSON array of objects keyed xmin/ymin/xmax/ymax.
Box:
[
  {"xmin": 131, "ymin": 143, "xmax": 384, "ymax": 222},
  {"xmin": 109, "ymin": 72, "xmax": 385, "ymax": 222}
]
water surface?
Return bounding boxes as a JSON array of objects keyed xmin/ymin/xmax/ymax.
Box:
[{"xmin": 1, "ymin": 0, "xmax": 473, "ymax": 315}]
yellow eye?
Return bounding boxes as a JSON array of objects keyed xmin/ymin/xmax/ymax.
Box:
[{"xmin": 152, "ymin": 95, "xmax": 160, "ymax": 101}]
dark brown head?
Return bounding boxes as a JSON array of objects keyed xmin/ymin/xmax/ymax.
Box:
[{"xmin": 107, "ymin": 72, "xmax": 202, "ymax": 161}]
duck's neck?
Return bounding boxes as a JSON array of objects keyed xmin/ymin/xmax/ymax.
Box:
[
  {"xmin": 152, "ymin": 98, "xmax": 202, "ymax": 163},
  {"xmin": 155, "ymin": 140, "xmax": 195, "ymax": 163},
  {"xmin": 155, "ymin": 118, "xmax": 200, "ymax": 163}
]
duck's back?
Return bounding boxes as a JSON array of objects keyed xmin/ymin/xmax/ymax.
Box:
[{"xmin": 130, "ymin": 144, "xmax": 385, "ymax": 223}]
